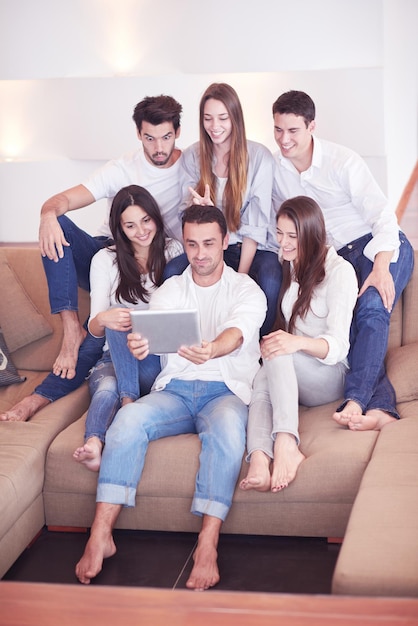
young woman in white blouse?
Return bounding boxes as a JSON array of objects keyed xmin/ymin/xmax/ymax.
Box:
[
  {"xmin": 240, "ymin": 196, "xmax": 358, "ymax": 492},
  {"xmin": 73, "ymin": 185, "xmax": 182, "ymax": 471}
]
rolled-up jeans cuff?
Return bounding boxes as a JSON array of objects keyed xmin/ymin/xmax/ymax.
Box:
[
  {"xmin": 96, "ymin": 482, "xmax": 136, "ymax": 507},
  {"xmin": 191, "ymin": 497, "xmax": 230, "ymax": 522}
]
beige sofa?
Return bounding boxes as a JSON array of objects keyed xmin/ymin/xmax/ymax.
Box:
[{"xmin": 0, "ymin": 245, "xmax": 417, "ymax": 597}]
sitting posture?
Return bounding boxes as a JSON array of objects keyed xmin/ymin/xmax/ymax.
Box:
[
  {"xmin": 39, "ymin": 95, "xmax": 183, "ymax": 379},
  {"xmin": 75, "ymin": 205, "xmax": 267, "ymax": 590},
  {"xmin": 240, "ymin": 196, "xmax": 358, "ymax": 492},
  {"xmin": 164, "ymin": 82, "xmax": 280, "ymax": 336},
  {"xmin": 272, "ymin": 90, "xmax": 414, "ymax": 430},
  {"xmin": 73, "ymin": 185, "xmax": 183, "ymax": 471},
  {"xmin": 1, "ymin": 95, "xmax": 183, "ymax": 423}
]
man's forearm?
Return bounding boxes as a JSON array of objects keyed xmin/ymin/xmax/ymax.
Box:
[{"xmin": 210, "ymin": 327, "xmax": 243, "ymax": 358}]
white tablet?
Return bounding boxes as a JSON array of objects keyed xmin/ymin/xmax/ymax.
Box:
[{"xmin": 130, "ymin": 309, "xmax": 201, "ymax": 354}]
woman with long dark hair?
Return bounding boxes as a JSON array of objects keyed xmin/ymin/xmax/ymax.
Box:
[
  {"xmin": 240, "ymin": 196, "xmax": 358, "ymax": 492},
  {"xmin": 73, "ymin": 185, "xmax": 182, "ymax": 470}
]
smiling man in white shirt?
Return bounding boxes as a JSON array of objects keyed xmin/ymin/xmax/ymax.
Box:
[
  {"xmin": 75, "ymin": 205, "xmax": 267, "ymax": 591},
  {"xmin": 272, "ymin": 90, "xmax": 414, "ymax": 432}
]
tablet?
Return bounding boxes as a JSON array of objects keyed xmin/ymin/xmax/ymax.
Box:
[{"xmin": 130, "ymin": 309, "xmax": 201, "ymax": 354}]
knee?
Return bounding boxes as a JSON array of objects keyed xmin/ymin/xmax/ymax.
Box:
[{"xmin": 356, "ymin": 289, "xmax": 390, "ymax": 320}]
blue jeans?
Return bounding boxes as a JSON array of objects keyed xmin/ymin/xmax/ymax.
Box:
[
  {"xmin": 337, "ymin": 231, "xmax": 414, "ymax": 417},
  {"xmin": 34, "ymin": 332, "xmax": 105, "ymax": 402},
  {"xmin": 105, "ymin": 327, "xmax": 161, "ymax": 401},
  {"xmin": 84, "ymin": 351, "xmax": 120, "ymax": 443},
  {"xmin": 163, "ymin": 245, "xmax": 282, "ymax": 336},
  {"xmin": 42, "ymin": 215, "xmax": 110, "ymax": 314},
  {"xmin": 97, "ymin": 380, "xmax": 248, "ymax": 520}
]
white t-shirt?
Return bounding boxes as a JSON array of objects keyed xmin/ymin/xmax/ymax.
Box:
[
  {"xmin": 83, "ymin": 147, "xmax": 183, "ymax": 241},
  {"xmin": 149, "ymin": 263, "xmax": 267, "ymax": 405}
]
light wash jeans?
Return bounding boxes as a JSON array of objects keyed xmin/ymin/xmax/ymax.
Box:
[
  {"xmin": 337, "ymin": 231, "xmax": 414, "ymax": 417},
  {"xmin": 97, "ymin": 380, "xmax": 248, "ymax": 521},
  {"xmin": 106, "ymin": 327, "xmax": 161, "ymax": 401},
  {"xmin": 162, "ymin": 245, "xmax": 282, "ymax": 336},
  {"xmin": 41, "ymin": 215, "xmax": 110, "ymax": 314},
  {"xmin": 247, "ymin": 354, "xmax": 347, "ymax": 458},
  {"xmin": 84, "ymin": 351, "xmax": 120, "ymax": 442}
]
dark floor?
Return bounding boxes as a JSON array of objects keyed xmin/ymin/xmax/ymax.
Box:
[{"xmin": 3, "ymin": 527, "xmax": 340, "ymax": 594}]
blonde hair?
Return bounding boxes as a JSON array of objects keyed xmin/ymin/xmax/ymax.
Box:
[{"xmin": 197, "ymin": 83, "xmax": 248, "ymax": 232}]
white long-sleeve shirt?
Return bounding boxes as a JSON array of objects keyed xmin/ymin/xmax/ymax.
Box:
[
  {"xmin": 281, "ymin": 247, "xmax": 358, "ymax": 366},
  {"xmin": 179, "ymin": 140, "xmax": 277, "ymax": 250},
  {"xmin": 83, "ymin": 147, "xmax": 183, "ymax": 241},
  {"xmin": 273, "ymin": 137, "xmax": 400, "ymax": 262},
  {"xmin": 88, "ymin": 238, "xmax": 183, "ymax": 344},
  {"xmin": 149, "ymin": 264, "xmax": 267, "ymax": 405}
]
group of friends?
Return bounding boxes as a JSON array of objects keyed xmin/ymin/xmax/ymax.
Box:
[{"xmin": 0, "ymin": 84, "xmax": 414, "ymax": 590}]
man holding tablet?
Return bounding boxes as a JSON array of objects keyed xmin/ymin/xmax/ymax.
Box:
[{"xmin": 75, "ymin": 205, "xmax": 267, "ymax": 591}]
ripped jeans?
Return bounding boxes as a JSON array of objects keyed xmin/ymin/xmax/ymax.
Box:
[{"xmin": 84, "ymin": 351, "xmax": 120, "ymax": 443}]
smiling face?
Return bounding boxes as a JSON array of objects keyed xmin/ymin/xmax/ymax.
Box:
[
  {"xmin": 138, "ymin": 120, "xmax": 179, "ymax": 167},
  {"xmin": 202, "ymin": 98, "xmax": 233, "ymax": 148},
  {"xmin": 276, "ymin": 214, "xmax": 299, "ymax": 263},
  {"xmin": 183, "ymin": 220, "xmax": 229, "ymax": 286},
  {"xmin": 273, "ymin": 112, "xmax": 315, "ymax": 169},
  {"xmin": 120, "ymin": 204, "xmax": 157, "ymax": 254}
]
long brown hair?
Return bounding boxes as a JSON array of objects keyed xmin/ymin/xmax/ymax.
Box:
[
  {"xmin": 196, "ymin": 83, "xmax": 248, "ymax": 232},
  {"xmin": 274, "ymin": 196, "xmax": 327, "ymax": 334},
  {"xmin": 108, "ymin": 185, "xmax": 166, "ymax": 304}
]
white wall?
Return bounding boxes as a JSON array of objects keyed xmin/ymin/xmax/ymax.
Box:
[{"xmin": 0, "ymin": 0, "xmax": 417, "ymax": 241}]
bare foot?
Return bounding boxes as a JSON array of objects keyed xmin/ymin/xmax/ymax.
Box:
[
  {"xmin": 347, "ymin": 408, "xmax": 397, "ymax": 431},
  {"xmin": 53, "ymin": 310, "xmax": 86, "ymax": 380},
  {"xmin": 239, "ymin": 450, "xmax": 271, "ymax": 491},
  {"xmin": 186, "ymin": 516, "xmax": 221, "ymax": 591},
  {"xmin": 121, "ymin": 397, "xmax": 134, "ymax": 407},
  {"xmin": 332, "ymin": 400, "xmax": 362, "ymax": 426},
  {"xmin": 75, "ymin": 531, "xmax": 116, "ymax": 584},
  {"xmin": 0, "ymin": 394, "xmax": 50, "ymax": 422},
  {"xmin": 271, "ymin": 432, "xmax": 305, "ymax": 492},
  {"xmin": 73, "ymin": 436, "xmax": 103, "ymax": 472},
  {"xmin": 75, "ymin": 503, "xmax": 121, "ymax": 584}
]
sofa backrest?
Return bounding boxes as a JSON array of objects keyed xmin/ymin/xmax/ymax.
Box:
[{"xmin": 0, "ymin": 246, "xmax": 90, "ymax": 371}]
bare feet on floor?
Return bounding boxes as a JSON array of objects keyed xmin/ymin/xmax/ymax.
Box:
[
  {"xmin": 239, "ymin": 450, "xmax": 271, "ymax": 491},
  {"xmin": 332, "ymin": 401, "xmax": 397, "ymax": 431},
  {"xmin": 75, "ymin": 530, "xmax": 117, "ymax": 584},
  {"xmin": 75, "ymin": 503, "xmax": 121, "ymax": 584},
  {"xmin": 186, "ymin": 516, "xmax": 221, "ymax": 591},
  {"xmin": 0, "ymin": 394, "xmax": 50, "ymax": 422},
  {"xmin": 52, "ymin": 311, "xmax": 86, "ymax": 380},
  {"xmin": 271, "ymin": 432, "xmax": 305, "ymax": 492},
  {"xmin": 73, "ymin": 436, "xmax": 103, "ymax": 472}
]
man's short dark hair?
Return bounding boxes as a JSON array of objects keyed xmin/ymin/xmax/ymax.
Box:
[
  {"xmin": 182, "ymin": 205, "xmax": 227, "ymax": 240},
  {"xmin": 133, "ymin": 95, "xmax": 182, "ymax": 133},
  {"xmin": 272, "ymin": 90, "xmax": 316, "ymax": 127}
]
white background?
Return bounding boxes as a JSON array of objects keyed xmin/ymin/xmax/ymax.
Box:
[{"xmin": 0, "ymin": 0, "xmax": 417, "ymax": 241}]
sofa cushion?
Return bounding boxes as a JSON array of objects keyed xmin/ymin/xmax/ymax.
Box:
[
  {"xmin": 386, "ymin": 342, "xmax": 418, "ymax": 403},
  {"xmin": 0, "ymin": 258, "xmax": 53, "ymax": 352},
  {"xmin": 332, "ymin": 415, "xmax": 418, "ymax": 597},
  {"xmin": 44, "ymin": 400, "xmax": 379, "ymax": 538},
  {"xmin": 0, "ymin": 330, "xmax": 26, "ymax": 387}
]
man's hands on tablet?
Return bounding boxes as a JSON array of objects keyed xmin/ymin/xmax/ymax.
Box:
[{"xmin": 127, "ymin": 332, "xmax": 206, "ymax": 363}]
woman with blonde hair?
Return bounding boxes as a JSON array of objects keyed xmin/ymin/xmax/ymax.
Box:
[{"xmin": 165, "ymin": 82, "xmax": 280, "ymax": 336}]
